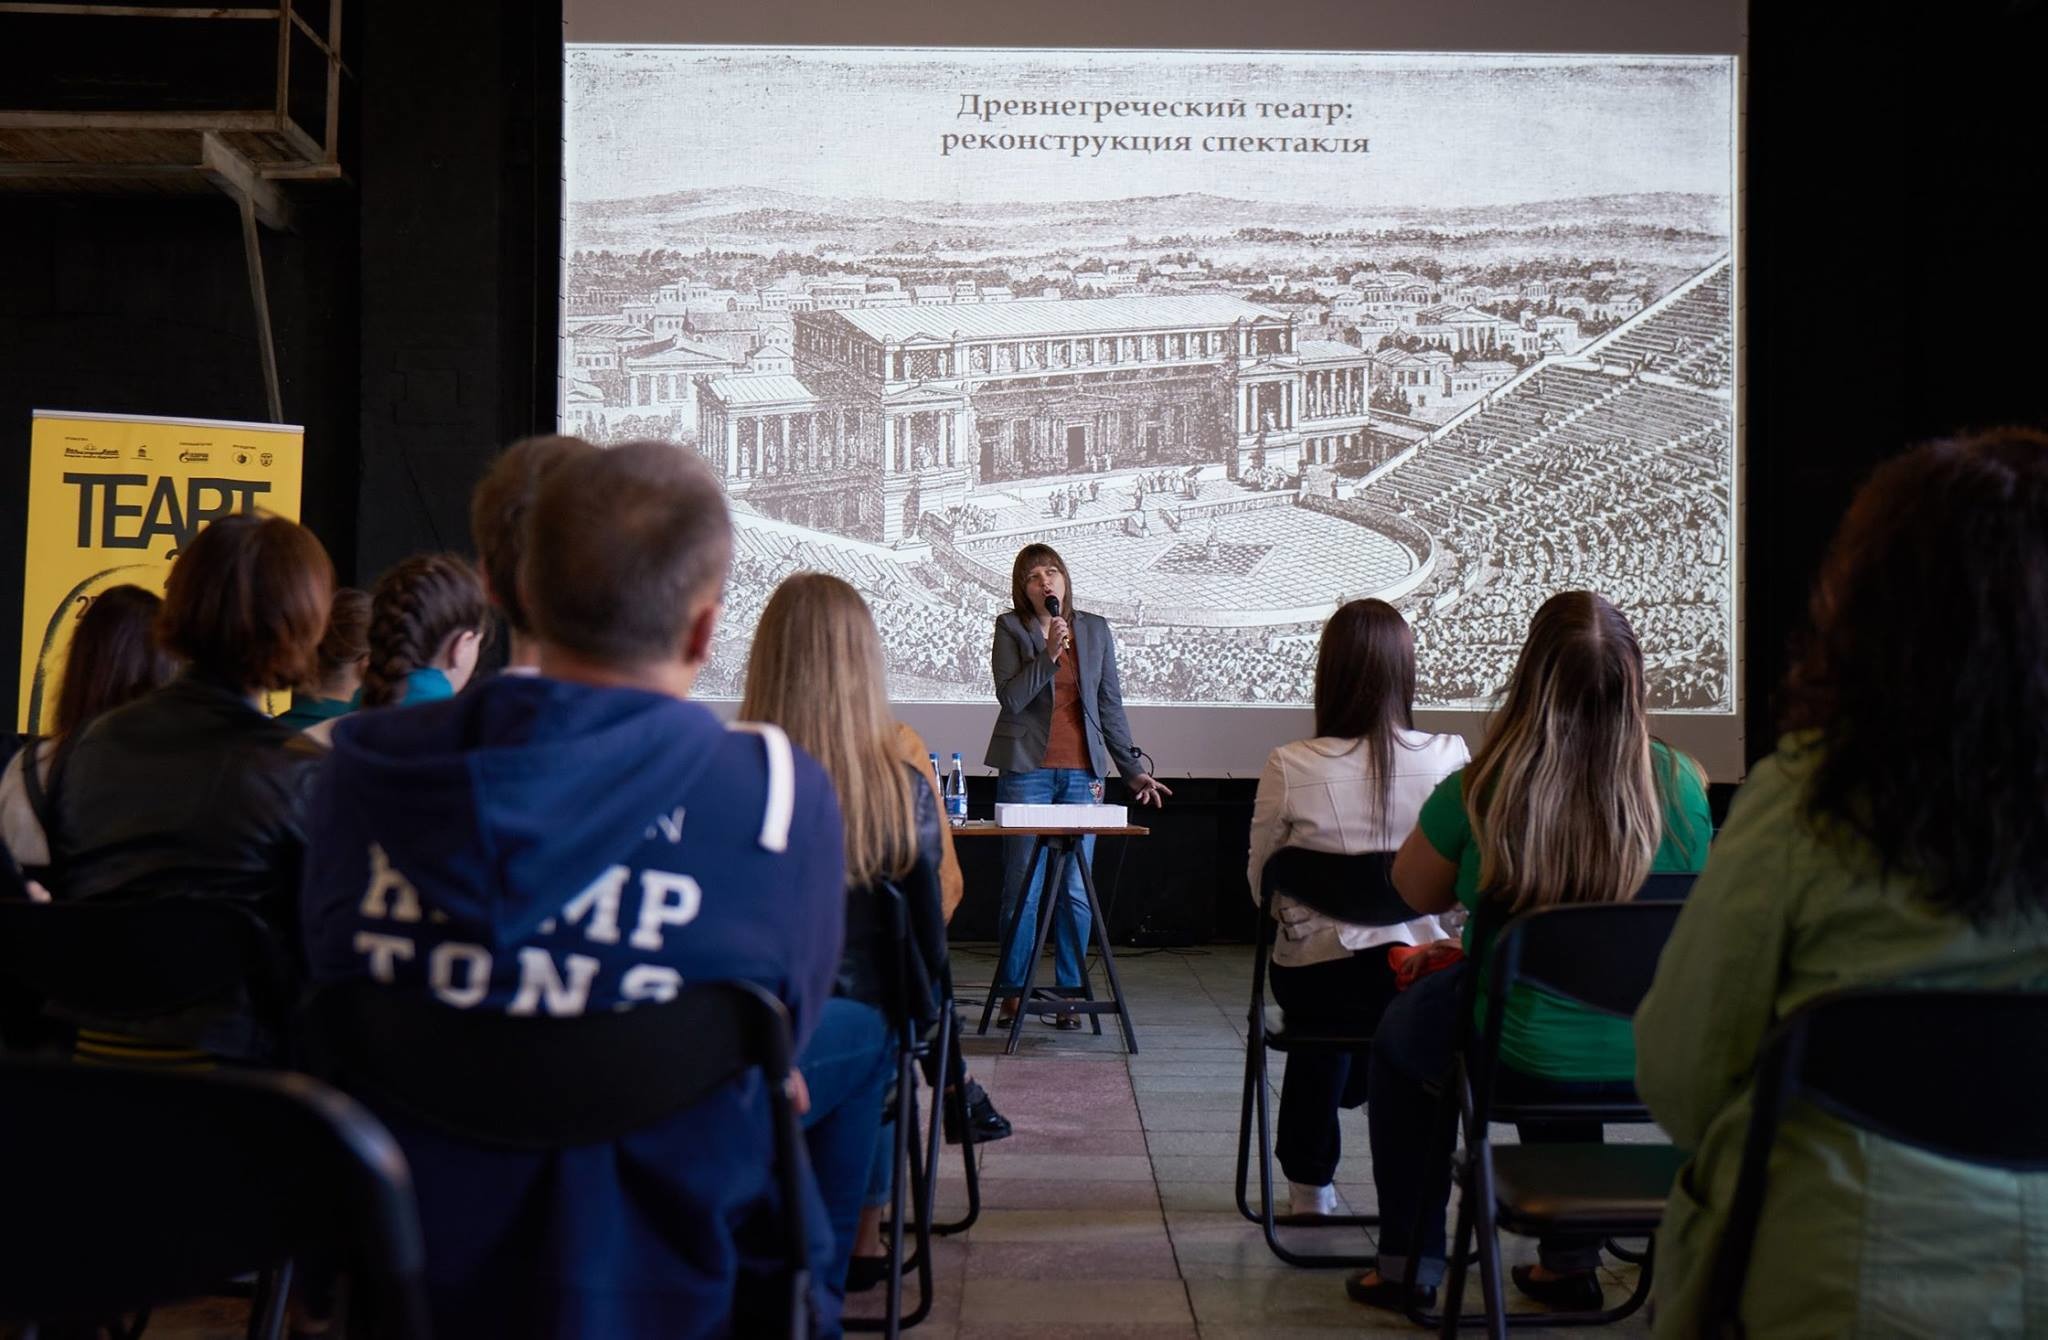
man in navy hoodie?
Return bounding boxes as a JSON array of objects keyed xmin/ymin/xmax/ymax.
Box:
[{"xmin": 301, "ymin": 441, "xmax": 846, "ymax": 1338}]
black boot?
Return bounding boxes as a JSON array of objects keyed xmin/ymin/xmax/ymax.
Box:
[{"xmin": 942, "ymin": 1078, "xmax": 1012, "ymax": 1144}]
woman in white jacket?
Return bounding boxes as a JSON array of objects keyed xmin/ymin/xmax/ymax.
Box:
[{"xmin": 1246, "ymin": 598, "xmax": 1468, "ymax": 1219}]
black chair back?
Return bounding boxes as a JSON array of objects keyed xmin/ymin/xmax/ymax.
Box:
[
  {"xmin": 0, "ymin": 1060, "xmax": 430, "ymax": 1338},
  {"xmin": 1706, "ymin": 989, "xmax": 2048, "ymax": 1335},
  {"xmin": 1487, "ymin": 900, "xmax": 1689, "ymax": 1022},
  {"xmin": 1258, "ymin": 848, "xmax": 1413, "ymax": 928},
  {"xmin": 301, "ymin": 978, "xmax": 813, "ymax": 1336},
  {"xmin": 0, "ymin": 896, "xmax": 294, "ymax": 1059},
  {"xmin": 0, "ymin": 895, "xmax": 289, "ymax": 1020},
  {"xmin": 302, "ymin": 977, "xmax": 798, "ymax": 1149},
  {"xmin": 1458, "ymin": 899, "xmax": 1685, "ymax": 1126},
  {"xmin": 1634, "ymin": 871, "xmax": 1698, "ymax": 902}
]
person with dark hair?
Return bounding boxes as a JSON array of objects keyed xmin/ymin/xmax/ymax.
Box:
[
  {"xmin": 1636, "ymin": 429, "xmax": 2048, "ymax": 1337},
  {"xmin": 1347, "ymin": 590, "xmax": 1710, "ymax": 1313},
  {"xmin": 48, "ymin": 514, "xmax": 333, "ymax": 1057},
  {"xmin": 469, "ymin": 433, "xmax": 598, "ymax": 672},
  {"xmin": 0, "ymin": 585, "xmax": 177, "ymax": 889},
  {"xmin": 301, "ymin": 441, "xmax": 846, "ymax": 1338},
  {"xmin": 985, "ymin": 543, "xmax": 1169, "ymax": 1027},
  {"xmin": 1244, "ymin": 599, "xmax": 1468, "ymax": 1219},
  {"xmin": 277, "ymin": 587, "xmax": 370, "ymax": 730},
  {"xmin": 359, "ymin": 554, "xmax": 489, "ymax": 708}
]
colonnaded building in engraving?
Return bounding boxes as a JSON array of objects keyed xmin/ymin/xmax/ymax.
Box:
[{"xmin": 695, "ymin": 295, "xmax": 1376, "ymax": 543}]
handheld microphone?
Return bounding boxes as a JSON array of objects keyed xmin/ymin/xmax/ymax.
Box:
[{"xmin": 1044, "ymin": 594, "xmax": 1068, "ymax": 660}]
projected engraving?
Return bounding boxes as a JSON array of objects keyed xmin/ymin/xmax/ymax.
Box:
[{"xmin": 564, "ymin": 48, "xmax": 1737, "ymax": 713}]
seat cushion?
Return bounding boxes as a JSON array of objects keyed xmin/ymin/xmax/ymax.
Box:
[{"xmin": 1489, "ymin": 1142, "xmax": 1687, "ymax": 1230}]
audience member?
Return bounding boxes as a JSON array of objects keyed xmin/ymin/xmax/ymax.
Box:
[
  {"xmin": 0, "ymin": 585, "xmax": 177, "ymax": 894},
  {"xmin": 470, "ymin": 433, "xmax": 599, "ymax": 672},
  {"xmin": 1636, "ymin": 430, "xmax": 2048, "ymax": 1335},
  {"xmin": 277, "ymin": 587, "xmax": 369, "ymax": 730},
  {"xmin": 1346, "ymin": 590, "xmax": 1710, "ymax": 1312},
  {"xmin": 48, "ymin": 516, "xmax": 332, "ymax": 1059},
  {"xmin": 890, "ymin": 719, "xmax": 1013, "ymax": 1150},
  {"xmin": 1243, "ymin": 599, "xmax": 1468, "ymax": 1219},
  {"xmin": 300, "ymin": 441, "xmax": 846, "ymax": 1338},
  {"xmin": 742, "ymin": 572, "xmax": 948, "ymax": 1306},
  {"xmin": 55, "ymin": 515, "xmax": 331, "ymax": 918},
  {"xmin": 359, "ymin": 553, "xmax": 489, "ymax": 707}
]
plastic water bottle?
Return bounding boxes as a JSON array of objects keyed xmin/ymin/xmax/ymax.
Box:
[
  {"xmin": 928, "ymin": 752, "xmax": 943, "ymax": 797},
  {"xmin": 948, "ymin": 753, "xmax": 969, "ymax": 823}
]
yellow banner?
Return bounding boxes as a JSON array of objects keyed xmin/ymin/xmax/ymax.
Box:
[{"xmin": 17, "ymin": 410, "xmax": 305, "ymax": 734}]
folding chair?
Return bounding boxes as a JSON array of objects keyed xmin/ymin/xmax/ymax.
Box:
[
  {"xmin": 849, "ymin": 881, "xmax": 946, "ymax": 1336},
  {"xmin": 1232, "ymin": 847, "xmax": 1420, "ymax": 1267},
  {"xmin": 927, "ymin": 988, "xmax": 984, "ymax": 1239},
  {"xmin": 0, "ymin": 895, "xmax": 295, "ymax": 1064},
  {"xmin": 1703, "ymin": 989, "xmax": 2048, "ymax": 1338},
  {"xmin": 302, "ymin": 978, "xmax": 815, "ymax": 1340},
  {"xmin": 1414, "ymin": 900, "xmax": 1690, "ymax": 1337},
  {"xmin": 0, "ymin": 1059, "xmax": 431, "ymax": 1340}
]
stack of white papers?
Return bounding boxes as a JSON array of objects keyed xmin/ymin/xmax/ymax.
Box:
[{"xmin": 993, "ymin": 803, "xmax": 1130, "ymax": 828}]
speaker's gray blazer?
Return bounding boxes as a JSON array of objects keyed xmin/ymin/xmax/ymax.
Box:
[{"xmin": 983, "ymin": 608, "xmax": 1143, "ymax": 780}]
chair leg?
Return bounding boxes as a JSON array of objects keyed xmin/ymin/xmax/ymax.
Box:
[
  {"xmin": 845, "ymin": 1053, "xmax": 914, "ymax": 1338},
  {"xmin": 931, "ymin": 1021, "xmax": 982, "ymax": 1236},
  {"xmin": 1615, "ymin": 1234, "xmax": 1657, "ymax": 1322},
  {"xmin": 1245, "ymin": 1044, "xmax": 1376, "ymax": 1268},
  {"xmin": 1254, "ymin": 1050, "xmax": 1280, "ymax": 1246},
  {"xmin": 1470, "ymin": 1146, "xmax": 1509, "ymax": 1340},
  {"xmin": 248, "ymin": 1260, "xmax": 291, "ymax": 1340},
  {"xmin": 900, "ymin": 1081, "xmax": 936, "ymax": 1329},
  {"xmin": 885, "ymin": 1053, "xmax": 911, "ymax": 1338},
  {"xmin": 1232, "ymin": 1029, "xmax": 1263, "ymax": 1223},
  {"xmin": 1438, "ymin": 1170, "xmax": 1475, "ymax": 1339}
]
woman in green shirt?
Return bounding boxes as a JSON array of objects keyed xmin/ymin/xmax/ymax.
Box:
[
  {"xmin": 1345, "ymin": 590, "xmax": 1711, "ymax": 1314},
  {"xmin": 1637, "ymin": 431, "xmax": 2048, "ymax": 1337}
]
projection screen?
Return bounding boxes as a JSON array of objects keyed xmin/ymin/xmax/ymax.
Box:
[{"xmin": 560, "ymin": 14, "xmax": 1743, "ymax": 779}]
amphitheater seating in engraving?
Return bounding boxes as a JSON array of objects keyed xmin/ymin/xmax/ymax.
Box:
[{"xmin": 1365, "ymin": 261, "xmax": 1734, "ymax": 710}]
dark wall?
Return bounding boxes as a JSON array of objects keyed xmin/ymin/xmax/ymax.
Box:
[
  {"xmin": 354, "ymin": 0, "xmax": 560, "ymax": 579},
  {"xmin": 0, "ymin": 0, "xmax": 558, "ymax": 722},
  {"xmin": 0, "ymin": 196, "xmax": 360, "ymax": 724},
  {"xmin": 1744, "ymin": 5, "xmax": 2048, "ymax": 746}
]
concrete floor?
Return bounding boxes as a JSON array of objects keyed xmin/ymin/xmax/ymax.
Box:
[{"xmin": 842, "ymin": 941, "xmax": 1653, "ymax": 1338}]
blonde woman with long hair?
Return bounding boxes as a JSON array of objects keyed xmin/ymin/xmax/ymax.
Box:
[
  {"xmin": 741, "ymin": 572, "xmax": 949, "ymax": 1307},
  {"xmin": 1344, "ymin": 590, "xmax": 1710, "ymax": 1315}
]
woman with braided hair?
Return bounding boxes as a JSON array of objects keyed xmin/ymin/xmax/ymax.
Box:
[{"xmin": 357, "ymin": 553, "xmax": 489, "ymax": 709}]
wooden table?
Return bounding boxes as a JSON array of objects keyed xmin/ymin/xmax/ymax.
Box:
[{"xmin": 951, "ymin": 821, "xmax": 1148, "ymax": 1054}]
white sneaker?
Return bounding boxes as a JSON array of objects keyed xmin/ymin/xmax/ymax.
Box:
[{"xmin": 1288, "ymin": 1181, "xmax": 1339, "ymax": 1217}]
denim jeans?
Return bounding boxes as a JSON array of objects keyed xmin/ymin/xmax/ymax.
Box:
[
  {"xmin": 798, "ymin": 996, "xmax": 894, "ymax": 1319},
  {"xmin": 1366, "ymin": 963, "xmax": 1631, "ymax": 1287},
  {"xmin": 996, "ymin": 767, "xmax": 1098, "ymax": 989}
]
